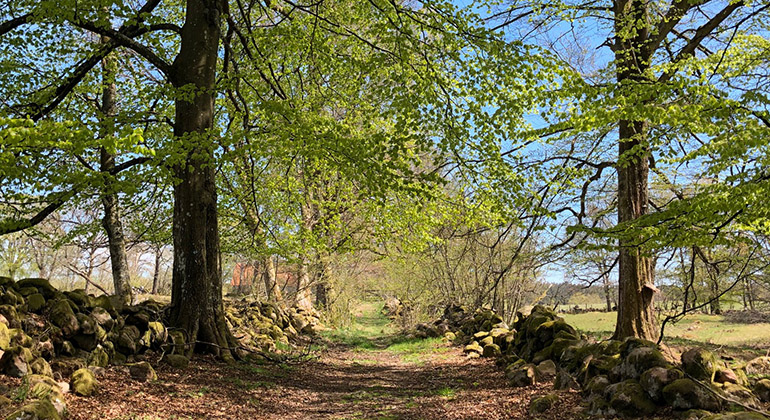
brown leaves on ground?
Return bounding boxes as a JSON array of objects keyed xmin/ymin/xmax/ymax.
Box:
[{"xmin": 65, "ymin": 345, "xmax": 584, "ymax": 420}]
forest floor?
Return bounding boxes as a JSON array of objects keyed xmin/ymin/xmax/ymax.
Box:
[{"xmin": 64, "ymin": 302, "xmax": 583, "ymax": 420}]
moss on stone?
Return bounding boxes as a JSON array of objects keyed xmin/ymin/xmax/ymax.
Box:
[
  {"xmin": 4, "ymin": 399, "xmax": 61, "ymax": 420},
  {"xmin": 26, "ymin": 293, "xmax": 46, "ymax": 313},
  {"xmin": 530, "ymin": 393, "xmax": 559, "ymax": 414},
  {"xmin": 71, "ymin": 368, "xmax": 98, "ymax": 397}
]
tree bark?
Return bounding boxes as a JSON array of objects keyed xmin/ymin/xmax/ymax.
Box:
[
  {"xmin": 166, "ymin": 0, "xmax": 237, "ymax": 361},
  {"xmin": 602, "ymin": 272, "xmax": 613, "ymax": 312},
  {"xmin": 314, "ymin": 258, "xmax": 330, "ymax": 309},
  {"xmin": 612, "ymin": 0, "xmax": 658, "ymax": 340},
  {"xmin": 294, "ymin": 192, "xmax": 315, "ymax": 310},
  {"xmin": 151, "ymin": 245, "xmax": 161, "ymax": 295},
  {"xmin": 99, "ymin": 34, "xmax": 133, "ymax": 305},
  {"xmin": 261, "ymin": 255, "xmax": 283, "ymax": 302}
]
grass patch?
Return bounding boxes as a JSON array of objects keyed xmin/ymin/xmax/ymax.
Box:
[
  {"xmin": 322, "ymin": 301, "xmax": 397, "ymax": 351},
  {"xmin": 385, "ymin": 337, "xmax": 449, "ymax": 364},
  {"xmin": 563, "ymin": 311, "xmax": 770, "ymax": 357},
  {"xmin": 434, "ymin": 386, "xmax": 456, "ymax": 399}
]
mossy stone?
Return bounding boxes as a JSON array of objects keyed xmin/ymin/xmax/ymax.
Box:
[
  {"xmin": 615, "ymin": 347, "xmax": 669, "ymax": 380},
  {"xmin": 50, "ymin": 299, "xmax": 79, "ymax": 337},
  {"xmin": 147, "ymin": 322, "xmax": 167, "ymax": 346},
  {"xmin": 128, "ymin": 361, "xmax": 157, "ymax": 382},
  {"xmin": 606, "ymin": 379, "xmax": 658, "ymax": 417},
  {"xmin": 18, "ymin": 287, "xmax": 39, "ymax": 297},
  {"xmin": 482, "ymin": 343, "xmax": 501, "ymax": 358},
  {"xmin": 71, "ymin": 367, "xmax": 98, "ymax": 396},
  {"xmin": 0, "ymin": 322, "xmax": 10, "ymax": 350},
  {"xmin": 530, "ymin": 393, "xmax": 559, "ymax": 414},
  {"xmin": 753, "ymin": 378, "xmax": 770, "ymax": 402},
  {"xmin": 88, "ymin": 347, "xmax": 109, "ymax": 368},
  {"xmin": 682, "ymin": 348, "xmax": 719, "ymax": 381},
  {"xmin": 30, "ymin": 358, "xmax": 53, "ymax": 377},
  {"xmin": 663, "ymin": 378, "xmax": 721, "ymax": 411},
  {"xmin": 479, "ymin": 335, "xmax": 494, "ymax": 348},
  {"xmin": 640, "ymin": 367, "xmax": 683, "ymax": 403},
  {"xmin": 163, "ymin": 354, "xmax": 189, "ymax": 369},
  {"xmin": 0, "ymin": 305, "xmax": 19, "ymax": 328},
  {"xmin": 16, "ymin": 278, "xmax": 57, "ymax": 299},
  {"xmin": 702, "ymin": 413, "xmax": 769, "ymax": 420},
  {"xmin": 464, "ymin": 341, "xmax": 483, "ymax": 355},
  {"xmin": 26, "ymin": 293, "xmax": 46, "ymax": 313},
  {"xmin": 4, "ymin": 399, "xmax": 61, "ymax": 420}
]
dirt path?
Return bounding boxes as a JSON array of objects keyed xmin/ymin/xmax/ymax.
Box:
[{"xmin": 66, "ymin": 306, "xmax": 581, "ymax": 420}]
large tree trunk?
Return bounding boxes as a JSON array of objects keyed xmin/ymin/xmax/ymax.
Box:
[
  {"xmin": 612, "ymin": 0, "xmax": 658, "ymax": 341},
  {"xmin": 166, "ymin": 0, "xmax": 237, "ymax": 361},
  {"xmin": 99, "ymin": 35, "xmax": 133, "ymax": 305},
  {"xmin": 261, "ymin": 255, "xmax": 283, "ymax": 302},
  {"xmin": 294, "ymin": 194, "xmax": 315, "ymax": 310}
]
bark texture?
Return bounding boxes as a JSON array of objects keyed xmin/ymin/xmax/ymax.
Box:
[
  {"xmin": 612, "ymin": 0, "xmax": 657, "ymax": 340},
  {"xmin": 99, "ymin": 35, "xmax": 133, "ymax": 305},
  {"xmin": 166, "ymin": 0, "xmax": 237, "ymax": 360}
]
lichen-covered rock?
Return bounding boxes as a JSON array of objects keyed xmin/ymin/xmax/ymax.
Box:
[
  {"xmin": 71, "ymin": 368, "xmax": 98, "ymax": 396},
  {"xmin": 605, "ymin": 380, "xmax": 658, "ymax": 417},
  {"xmin": 50, "ymin": 358, "xmax": 86, "ymax": 378},
  {"xmin": 163, "ymin": 354, "xmax": 189, "ymax": 369},
  {"xmin": 50, "ymin": 299, "xmax": 79, "ymax": 337},
  {"xmin": 65, "ymin": 289, "xmax": 91, "ymax": 308},
  {"xmin": 116, "ymin": 325, "xmax": 140, "ymax": 355},
  {"xmin": 26, "ymin": 293, "xmax": 46, "ymax": 313},
  {"xmin": 554, "ymin": 368, "xmax": 580, "ymax": 390},
  {"xmin": 128, "ymin": 361, "xmax": 157, "ymax": 382},
  {"xmin": 715, "ymin": 383, "xmax": 760, "ymax": 409},
  {"xmin": 537, "ymin": 359, "xmax": 557, "ymax": 379},
  {"xmin": 663, "ymin": 379, "xmax": 721, "ymax": 411},
  {"xmin": 91, "ymin": 295, "xmax": 117, "ymax": 316},
  {"xmin": 89, "ymin": 307, "xmax": 113, "ymax": 330},
  {"xmin": 584, "ymin": 375, "xmax": 611, "ymax": 397},
  {"xmin": 0, "ymin": 346, "xmax": 32, "ymax": 377},
  {"xmin": 753, "ymin": 378, "xmax": 770, "ymax": 402},
  {"xmin": 715, "ymin": 368, "xmax": 739, "ymax": 384},
  {"xmin": 702, "ymin": 413, "xmax": 770, "ymax": 420},
  {"xmin": 482, "ymin": 343, "xmax": 501, "ymax": 358},
  {"xmin": 743, "ymin": 357, "xmax": 770, "ymax": 378},
  {"xmin": 4, "ymin": 399, "xmax": 61, "ymax": 420},
  {"xmin": 676, "ymin": 409, "xmax": 715, "ymax": 420},
  {"xmin": 479, "ymin": 335, "xmax": 494, "ymax": 348},
  {"xmin": 16, "ymin": 278, "xmax": 57, "ymax": 298},
  {"xmin": 0, "ymin": 305, "xmax": 20, "ymax": 328},
  {"xmin": 530, "ymin": 393, "xmax": 559, "ymax": 414},
  {"xmin": 682, "ymin": 348, "xmax": 719, "ymax": 381},
  {"xmin": 0, "ymin": 322, "xmax": 10, "ymax": 350},
  {"xmin": 29, "ymin": 358, "xmax": 53, "ymax": 378},
  {"xmin": 614, "ymin": 346, "xmax": 669, "ymax": 381},
  {"xmin": 640, "ymin": 367, "xmax": 683, "ymax": 403},
  {"xmin": 464, "ymin": 341, "xmax": 483, "ymax": 355},
  {"xmin": 508, "ymin": 363, "xmax": 538, "ymax": 387},
  {"xmin": 87, "ymin": 347, "xmax": 109, "ymax": 368}
]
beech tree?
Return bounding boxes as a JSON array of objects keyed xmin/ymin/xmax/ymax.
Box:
[
  {"xmin": 2, "ymin": 0, "xmax": 545, "ymax": 358},
  {"xmin": 493, "ymin": 0, "xmax": 770, "ymax": 339}
]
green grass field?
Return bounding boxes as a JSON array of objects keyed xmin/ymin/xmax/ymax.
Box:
[{"xmin": 563, "ymin": 311, "xmax": 770, "ymax": 357}]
